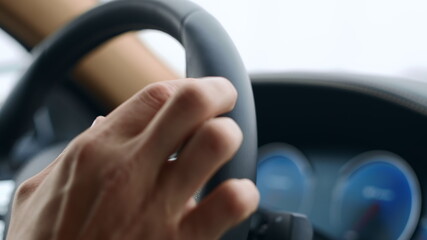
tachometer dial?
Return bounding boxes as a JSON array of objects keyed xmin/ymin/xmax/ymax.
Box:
[
  {"xmin": 332, "ymin": 151, "xmax": 421, "ymax": 240},
  {"xmin": 256, "ymin": 143, "xmax": 313, "ymax": 213}
]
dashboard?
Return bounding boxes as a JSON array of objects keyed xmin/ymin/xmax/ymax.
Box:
[
  {"xmin": 252, "ymin": 73, "xmax": 427, "ymax": 240},
  {"xmin": 2, "ymin": 71, "xmax": 427, "ymax": 240}
]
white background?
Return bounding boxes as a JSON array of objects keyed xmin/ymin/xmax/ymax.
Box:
[
  {"xmin": 3, "ymin": 0, "xmax": 427, "ymax": 82},
  {"xmin": 140, "ymin": 0, "xmax": 427, "ymax": 80}
]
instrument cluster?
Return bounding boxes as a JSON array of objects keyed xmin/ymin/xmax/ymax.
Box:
[
  {"xmin": 251, "ymin": 73, "xmax": 427, "ymax": 240},
  {"xmin": 256, "ymin": 143, "xmax": 424, "ymax": 240}
]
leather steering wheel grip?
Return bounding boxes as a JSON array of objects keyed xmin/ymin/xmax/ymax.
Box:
[{"xmin": 0, "ymin": 1, "xmax": 257, "ymax": 239}]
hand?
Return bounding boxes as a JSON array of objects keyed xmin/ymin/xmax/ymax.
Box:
[{"xmin": 6, "ymin": 77, "xmax": 259, "ymax": 240}]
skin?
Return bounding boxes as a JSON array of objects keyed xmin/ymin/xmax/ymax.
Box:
[
  {"xmin": 0, "ymin": 0, "xmax": 179, "ymax": 107},
  {"xmin": 6, "ymin": 77, "xmax": 260, "ymax": 240}
]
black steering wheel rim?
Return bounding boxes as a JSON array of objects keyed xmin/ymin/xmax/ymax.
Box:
[{"xmin": 0, "ymin": 1, "xmax": 257, "ymax": 239}]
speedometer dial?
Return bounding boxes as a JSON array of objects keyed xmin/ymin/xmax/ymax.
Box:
[
  {"xmin": 256, "ymin": 143, "xmax": 313, "ymax": 213},
  {"xmin": 332, "ymin": 151, "xmax": 421, "ymax": 240}
]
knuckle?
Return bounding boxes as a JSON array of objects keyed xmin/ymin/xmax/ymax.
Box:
[
  {"xmin": 201, "ymin": 118, "xmax": 242, "ymax": 157},
  {"xmin": 138, "ymin": 82, "xmax": 176, "ymax": 110},
  {"xmin": 176, "ymin": 83, "xmax": 211, "ymax": 115},
  {"xmin": 172, "ymin": 78, "xmax": 238, "ymax": 117},
  {"xmin": 218, "ymin": 77, "xmax": 238, "ymax": 97},
  {"xmin": 221, "ymin": 179, "xmax": 257, "ymax": 221},
  {"xmin": 91, "ymin": 116, "xmax": 105, "ymax": 128},
  {"xmin": 208, "ymin": 77, "xmax": 238, "ymax": 111},
  {"xmin": 67, "ymin": 134, "xmax": 102, "ymax": 167},
  {"xmin": 15, "ymin": 178, "xmax": 38, "ymax": 202},
  {"xmin": 73, "ymin": 135, "xmax": 98, "ymax": 156},
  {"xmin": 100, "ymin": 160, "xmax": 133, "ymax": 191}
]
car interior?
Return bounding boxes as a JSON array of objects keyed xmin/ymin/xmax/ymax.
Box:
[{"xmin": 1, "ymin": 0, "xmax": 427, "ymax": 240}]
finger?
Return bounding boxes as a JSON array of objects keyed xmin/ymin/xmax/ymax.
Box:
[
  {"xmin": 184, "ymin": 197, "xmax": 197, "ymax": 214},
  {"xmin": 156, "ymin": 117, "xmax": 242, "ymax": 213},
  {"xmin": 180, "ymin": 179, "xmax": 259, "ymax": 240},
  {"xmin": 133, "ymin": 77, "xmax": 237, "ymax": 170},
  {"xmin": 102, "ymin": 79, "xmax": 196, "ymax": 138}
]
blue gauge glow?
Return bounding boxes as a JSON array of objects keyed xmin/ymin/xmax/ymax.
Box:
[
  {"xmin": 333, "ymin": 152, "xmax": 421, "ymax": 240},
  {"xmin": 256, "ymin": 144, "xmax": 313, "ymax": 213}
]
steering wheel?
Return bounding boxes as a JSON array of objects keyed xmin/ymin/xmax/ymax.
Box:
[{"xmin": 0, "ymin": 0, "xmax": 257, "ymax": 239}]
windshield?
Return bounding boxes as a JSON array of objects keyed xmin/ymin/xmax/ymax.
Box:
[
  {"xmin": 2, "ymin": 0, "xmax": 427, "ymax": 85},
  {"xmin": 142, "ymin": 0, "xmax": 427, "ymax": 80},
  {"xmin": 0, "ymin": 29, "xmax": 29, "ymax": 106}
]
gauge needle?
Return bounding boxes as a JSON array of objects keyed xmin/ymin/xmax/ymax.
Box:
[{"xmin": 352, "ymin": 202, "xmax": 380, "ymax": 233}]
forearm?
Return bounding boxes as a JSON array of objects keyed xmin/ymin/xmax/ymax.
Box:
[{"xmin": 0, "ymin": 0, "xmax": 178, "ymax": 107}]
